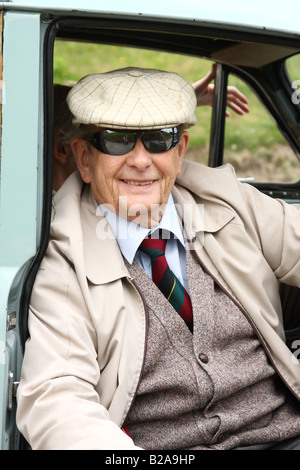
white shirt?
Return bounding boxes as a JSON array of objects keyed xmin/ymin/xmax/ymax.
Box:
[{"xmin": 100, "ymin": 194, "xmax": 188, "ymax": 290}]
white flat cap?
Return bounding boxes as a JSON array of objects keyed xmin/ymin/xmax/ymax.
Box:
[{"xmin": 66, "ymin": 67, "xmax": 197, "ymax": 130}]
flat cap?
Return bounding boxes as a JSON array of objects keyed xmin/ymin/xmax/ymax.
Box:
[{"xmin": 67, "ymin": 67, "xmax": 197, "ymax": 130}]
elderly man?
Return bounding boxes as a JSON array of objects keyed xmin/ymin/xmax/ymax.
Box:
[{"xmin": 17, "ymin": 67, "xmax": 300, "ymax": 450}]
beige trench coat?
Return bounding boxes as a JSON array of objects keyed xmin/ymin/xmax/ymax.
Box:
[{"xmin": 17, "ymin": 160, "xmax": 300, "ymax": 449}]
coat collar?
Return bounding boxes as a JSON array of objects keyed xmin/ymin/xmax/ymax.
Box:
[
  {"xmin": 80, "ymin": 183, "xmax": 129, "ymax": 284},
  {"xmin": 52, "ymin": 172, "xmax": 128, "ymax": 285},
  {"xmin": 174, "ymin": 159, "xmax": 236, "ymax": 239}
]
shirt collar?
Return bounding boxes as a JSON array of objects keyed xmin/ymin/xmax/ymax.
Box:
[{"xmin": 100, "ymin": 193, "xmax": 185, "ymax": 264}]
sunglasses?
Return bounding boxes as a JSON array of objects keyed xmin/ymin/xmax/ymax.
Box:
[{"xmin": 84, "ymin": 127, "xmax": 181, "ymax": 156}]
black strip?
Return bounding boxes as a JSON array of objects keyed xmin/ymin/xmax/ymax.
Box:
[
  {"xmin": 158, "ymin": 266, "xmax": 175, "ymax": 299},
  {"xmin": 19, "ymin": 20, "xmax": 57, "ymax": 349}
]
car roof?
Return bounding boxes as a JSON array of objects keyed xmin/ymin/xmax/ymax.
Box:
[{"xmin": 3, "ymin": 0, "xmax": 300, "ymax": 36}]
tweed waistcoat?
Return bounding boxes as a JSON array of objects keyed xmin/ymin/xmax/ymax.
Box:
[{"xmin": 124, "ymin": 246, "xmax": 300, "ymax": 450}]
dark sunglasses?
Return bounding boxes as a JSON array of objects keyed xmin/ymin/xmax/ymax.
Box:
[{"xmin": 84, "ymin": 127, "xmax": 181, "ymax": 156}]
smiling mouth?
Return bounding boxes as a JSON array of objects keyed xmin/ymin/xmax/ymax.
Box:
[{"xmin": 122, "ymin": 180, "xmax": 154, "ymax": 186}]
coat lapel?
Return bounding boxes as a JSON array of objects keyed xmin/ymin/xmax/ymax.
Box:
[{"xmin": 81, "ymin": 186, "xmax": 129, "ymax": 285}]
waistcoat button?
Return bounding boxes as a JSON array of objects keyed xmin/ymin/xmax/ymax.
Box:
[
  {"xmin": 217, "ymin": 434, "xmax": 226, "ymax": 443},
  {"xmin": 199, "ymin": 353, "xmax": 209, "ymax": 363}
]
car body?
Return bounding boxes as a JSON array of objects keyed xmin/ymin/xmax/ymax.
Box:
[{"xmin": 0, "ymin": 0, "xmax": 300, "ymax": 449}]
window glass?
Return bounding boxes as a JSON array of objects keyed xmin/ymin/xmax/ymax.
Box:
[{"xmin": 223, "ymin": 74, "xmax": 300, "ymax": 183}]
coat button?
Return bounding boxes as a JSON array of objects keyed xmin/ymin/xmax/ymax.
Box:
[{"xmin": 199, "ymin": 352, "xmax": 209, "ymax": 363}]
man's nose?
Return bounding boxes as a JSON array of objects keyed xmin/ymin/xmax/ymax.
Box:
[{"xmin": 125, "ymin": 138, "xmax": 152, "ymax": 168}]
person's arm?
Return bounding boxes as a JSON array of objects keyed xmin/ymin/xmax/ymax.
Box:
[
  {"xmin": 238, "ymin": 180, "xmax": 300, "ymax": 286},
  {"xmin": 16, "ymin": 245, "xmax": 140, "ymax": 450},
  {"xmin": 193, "ymin": 64, "xmax": 250, "ymax": 116}
]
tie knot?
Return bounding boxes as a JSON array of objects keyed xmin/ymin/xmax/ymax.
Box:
[
  {"xmin": 139, "ymin": 229, "xmax": 170, "ymax": 259},
  {"xmin": 139, "ymin": 236, "xmax": 166, "ymax": 258}
]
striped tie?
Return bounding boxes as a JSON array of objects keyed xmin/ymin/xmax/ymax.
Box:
[{"xmin": 139, "ymin": 232, "xmax": 193, "ymax": 332}]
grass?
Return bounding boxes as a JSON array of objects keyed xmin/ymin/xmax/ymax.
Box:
[
  {"xmin": 54, "ymin": 41, "xmax": 300, "ymax": 181},
  {"xmin": 54, "ymin": 42, "xmax": 211, "ymax": 83}
]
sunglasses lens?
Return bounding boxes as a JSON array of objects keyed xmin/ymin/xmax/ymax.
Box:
[
  {"xmin": 101, "ymin": 131, "xmax": 136, "ymax": 155},
  {"xmin": 142, "ymin": 128, "xmax": 175, "ymax": 153}
]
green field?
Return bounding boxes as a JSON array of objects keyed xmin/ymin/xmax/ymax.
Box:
[{"xmin": 54, "ymin": 41, "xmax": 300, "ymax": 181}]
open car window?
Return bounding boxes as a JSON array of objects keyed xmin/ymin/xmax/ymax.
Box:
[{"xmin": 53, "ymin": 40, "xmax": 213, "ymax": 167}]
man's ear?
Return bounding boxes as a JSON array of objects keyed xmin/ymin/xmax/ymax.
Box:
[
  {"xmin": 53, "ymin": 131, "xmax": 71, "ymax": 165},
  {"xmin": 177, "ymin": 131, "xmax": 189, "ymax": 175},
  {"xmin": 70, "ymin": 138, "xmax": 92, "ymax": 183}
]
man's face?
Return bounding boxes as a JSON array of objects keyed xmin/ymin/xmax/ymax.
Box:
[{"xmin": 72, "ymin": 130, "xmax": 189, "ymax": 227}]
